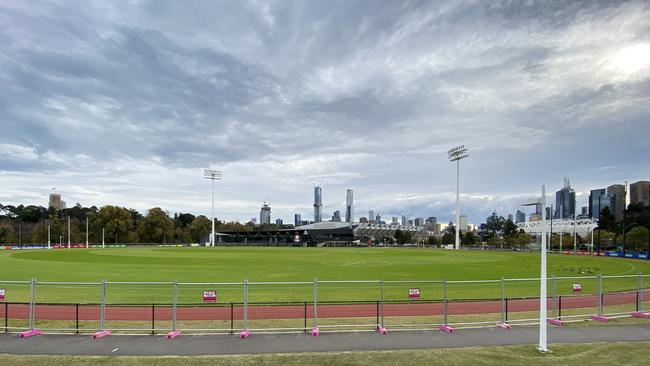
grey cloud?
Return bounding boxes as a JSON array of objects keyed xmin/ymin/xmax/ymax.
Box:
[{"xmin": 1, "ymin": 0, "xmax": 649, "ymax": 225}]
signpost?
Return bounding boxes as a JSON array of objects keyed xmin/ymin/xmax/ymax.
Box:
[
  {"xmin": 408, "ymin": 288, "xmax": 420, "ymax": 299},
  {"xmin": 572, "ymin": 283, "xmax": 582, "ymax": 293},
  {"xmin": 203, "ymin": 290, "xmax": 217, "ymax": 303}
]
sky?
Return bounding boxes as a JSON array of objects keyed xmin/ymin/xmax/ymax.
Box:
[{"xmin": 1, "ymin": 0, "xmax": 650, "ymax": 225}]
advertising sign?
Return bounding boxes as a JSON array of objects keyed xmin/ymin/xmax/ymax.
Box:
[
  {"xmin": 408, "ymin": 288, "xmax": 421, "ymax": 299},
  {"xmin": 572, "ymin": 284, "xmax": 582, "ymax": 293},
  {"xmin": 0, "ymin": 288, "xmax": 5, "ymax": 301},
  {"xmin": 203, "ymin": 290, "xmax": 217, "ymax": 302}
]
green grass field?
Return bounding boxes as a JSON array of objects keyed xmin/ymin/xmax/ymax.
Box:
[{"xmin": 0, "ymin": 247, "xmax": 649, "ymax": 303}]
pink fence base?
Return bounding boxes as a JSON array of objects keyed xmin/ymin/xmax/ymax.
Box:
[
  {"xmin": 438, "ymin": 325, "xmax": 454, "ymax": 333},
  {"xmin": 92, "ymin": 330, "xmax": 111, "ymax": 339},
  {"xmin": 18, "ymin": 330, "xmax": 42, "ymax": 338},
  {"xmin": 547, "ymin": 319, "xmax": 565, "ymax": 326},
  {"xmin": 311, "ymin": 327, "xmax": 320, "ymax": 336},
  {"xmin": 377, "ymin": 326, "xmax": 388, "ymax": 335},
  {"xmin": 591, "ymin": 315, "xmax": 609, "ymax": 322},
  {"xmin": 166, "ymin": 330, "xmax": 182, "ymax": 339},
  {"xmin": 239, "ymin": 329, "xmax": 251, "ymax": 339},
  {"xmin": 497, "ymin": 323, "xmax": 511, "ymax": 329},
  {"xmin": 631, "ymin": 312, "xmax": 649, "ymax": 318}
]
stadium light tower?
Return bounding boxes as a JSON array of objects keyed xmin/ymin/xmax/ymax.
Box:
[
  {"xmin": 204, "ymin": 169, "xmax": 222, "ymax": 247},
  {"xmin": 447, "ymin": 145, "xmax": 469, "ymax": 250},
  {"xmin": 522, "ymin": 185, "xmax": 549, "ymax": 352}
]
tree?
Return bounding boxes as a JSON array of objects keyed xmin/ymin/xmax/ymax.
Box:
[
  {"xmin": 0, "ymin": 222, "xmax": 16, "ymax": 244},
  {"xmin": 188, "ymin": 215, "xmax": 211, "ymax": 243},
  {"xmin": 426, "ymin": 235, "xmax": 439, "ymax": 245},
  {"xmin": 514, "ymin": 232, "xmax": 532, "ymax": 250},
  {"xmin": 598, "ymin": 207, "xmax": 616, "ymax": 232},
  {"xmin": 463, "ymin": 231, "xmax": 476, "ymax": 245},
  {"xmin": 138, "ymin": 208, "xmax": 173, "ymax": 243},
  {"xmin": 626, "ymin": 226, "xmax": 649, "ymax": 251},
  {"xmin": 91, "ymin": 206, "xmax": 134, "ymax": 244},
  {"xmin": 442, "ymin": 225, "xmax": 455, "ymax": 245}
]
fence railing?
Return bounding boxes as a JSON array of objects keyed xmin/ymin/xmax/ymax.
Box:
[{"xmin": 1, "ymin": 274, "xmax": 649, "ymax": 336}]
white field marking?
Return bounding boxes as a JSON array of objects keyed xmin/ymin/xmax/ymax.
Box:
[
  {"xmin": 112, "ymin": 348, "xmax": 119, "ymax": 352},
  {"xmin": 319, "ymin": 260, "xmax": 393, "ymax": 267},
  {"xmin": 611, "ymin": 262, "xmax": 636, "ymax": 276}
]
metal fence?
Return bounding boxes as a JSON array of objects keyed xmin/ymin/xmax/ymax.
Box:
[{"xmin": 1, "ymin": 274, "xmax": 649, "ymax": 336}]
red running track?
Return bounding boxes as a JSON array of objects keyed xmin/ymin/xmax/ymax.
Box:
[{"xmin": 1, "ymin": 292, "xmax": 648, "ymax": 322}]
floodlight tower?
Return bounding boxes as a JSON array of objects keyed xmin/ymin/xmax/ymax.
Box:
[
  {"xmin": 447, "ymin": 145, "xmax": 469, "ymax": 250},
  {"xmin": 204, "ymin": 169, "xmax": 222, "ymax": 247},
  {"xmin": 522, "ymin": 185, "xmax": 549, "ymax": 352}
]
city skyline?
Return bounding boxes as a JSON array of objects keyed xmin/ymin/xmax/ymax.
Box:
[{"xmin": 1, "ymin": 1, "xmax": 649, "ymax": 225}]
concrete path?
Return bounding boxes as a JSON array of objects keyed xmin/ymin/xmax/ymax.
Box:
[{"xmin": 0, "ymin": 325, "xmax": 649, "ymax": 356}]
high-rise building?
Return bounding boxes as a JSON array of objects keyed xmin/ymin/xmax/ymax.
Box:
[
  {"xmin": 345, "ymin": 189, "xmax": 354, "ymax": 222},
  {"xmin": 368, "ymin": 210, "xmax": 375, "ymax": 223},
  {"xmin": 401, "ymin": 215, "xmax": 407, "ymax": 226},
  {"xmin": 414, "ymin": 217, "xmax": 424, "ymax": 227},
  {"xmin": 515, "ymin": 210, "xmax": 525, "ymax": 223},
  {"xmin": 555, "ymin": 178, "xmax": 576, "ymax": 219},
  {"xmin": 630, "ymin": 181, "xmax": 650, "ymax": 206},
  {"xmin": 313, "ymin": 186, "xmax": 323, "ymax": 223},
  {"xmin": 259, "ymin": 202, "xmax": 271, "ymax": 225},
  {"xmin": 459, "ymin": 215, "xmax": 468, "ymax": 233},
  {"xmin": 275, "ymin": 218, "xmax": 283, "ymax": 226},
  {"xmin": 607, "ymin": 184, "xmax": 626, "ymax": 221},
  {"xmin": 48, "ymin": 192, "xmax": 66, "ymax": 211},
  {"xmin": 408, "ymin": 219, "xmax": 414, "ymax": 226},
  {"xmin": 294, "ymin": 214, "xmax": 302, "ymax": 227},
  {"xmin": 589, "ymin": 189, "xmax": 611, "ymax": 220},
  {"xmin": 359, "ymin": 217, "xmax": 368, "ymax": 223},
  {"xmin": 375, "ymin": 214, "xmax": 382, "ymax": 223},
  {"xmin": 392, "ymin": 216, "xmax": 398, "ymax": 225},
  {"xmin": 425, "ymin": 217, "xmax": 437, "ymax": 233},
  {"xmin": 331, "ymin": 210, "xmax": 342, "ymax": 222}
]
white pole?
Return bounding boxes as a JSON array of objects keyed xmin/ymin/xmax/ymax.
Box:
[
  {"xmin": 538, "ymin": 185, "xmax": 548, "ymax": 352},
  {"xmin": 102, "ymin": 228, "xmax": 105, "ymax": 249},
  {"xmin": 455, "ymin": 159, "xmax": 461, "ymax": 250},
  {"xmin": 211, "ymin": 178, "xmax": 215, "ymax": 247},
  {"xmin": 85, "ymin": 217, "xmax": 89, "ymax": 249},
  {"xmin": 47, "ymin": 225, "xmax": 51, "ymax": 250},
  {"xmin": 67, "ymin": 216, "xmax": 71, "ymax": 249},
  {"xmin": 573, "ymin": 216, "xmax": 577, "ymax": 255}
]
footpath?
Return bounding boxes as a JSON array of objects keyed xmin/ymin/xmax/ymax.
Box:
[{"xmin": 1, "ymin": 324, "xmax": 649, "ymax": 355}]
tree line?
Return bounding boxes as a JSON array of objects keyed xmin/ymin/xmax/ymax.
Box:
[{"xmin": 0, "ymin": 203, "xmax": 274, "ymax": 245}]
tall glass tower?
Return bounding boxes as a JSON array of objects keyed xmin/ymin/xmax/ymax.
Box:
[
  {"xmin": 345, "ymin": 189, "xmax": 354, "ymax": 223},
  {"xmin": 313, "ymin": 186, "xmax": 322, "ymax": 223}
]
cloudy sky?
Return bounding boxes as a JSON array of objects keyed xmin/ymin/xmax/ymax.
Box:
[{"xmin": 1, "ymin": 0, "xmax": 649, "ymax": 225}]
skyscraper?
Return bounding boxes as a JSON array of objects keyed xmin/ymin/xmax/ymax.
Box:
[
  {"xmin": 48, "ymin": 192, "xmax": 66, "ymax": 211},
  {"xmin": 515, "ymin": 210, "xmax": 525, "ymax": 223},
  {"xmin": 414, "ymin": 217, "xmax": 424, "ymax": 227},
  {"xmin": 368, "ymin": 210, "xmax": 375, "ymax": 223},
  {"xmin": 345, "ymin": 189, "xmax": 354, "ymax": 222},
  {"xmin": 260, "ymin": 202, "xmax": 271, "ymax": 225},
  {"xmin": 630, "ymin": 181, "xmax": 650, "ymax": 206},
  {"xmin": 294, "ymin": 214, "xmax": 301, "ymax": 227},
  {"xmin": 425, "ymin": 217, "xmax": 437, "ymax": 233},
  {"xmin": 331, "ymin": 210, "xmax": 341, "ymax": 222},
  {"xmin": 555, "ymin": 178, "xmax": 576, "ymax": 219},
  {"xmin": 401, "ymin": 214, "xmax": 407, "ymax": 226},
  {"xmin": 607, "ymin": 184, "xmax": 626, "ymax": 221},
  {"xmin": 589, "ymin": 189, "xmax": 611, "ymax": 220},
  {"xmin": 275, "ymin": 218, "xmax": 283, "ymax": 226},
  {"xmin": 459, "ymin": 215, "xmax": 468, "ymax": 233},
  {"xmin": 313, "ymin": 186, "xmax": 322, "ymax": 223}
]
